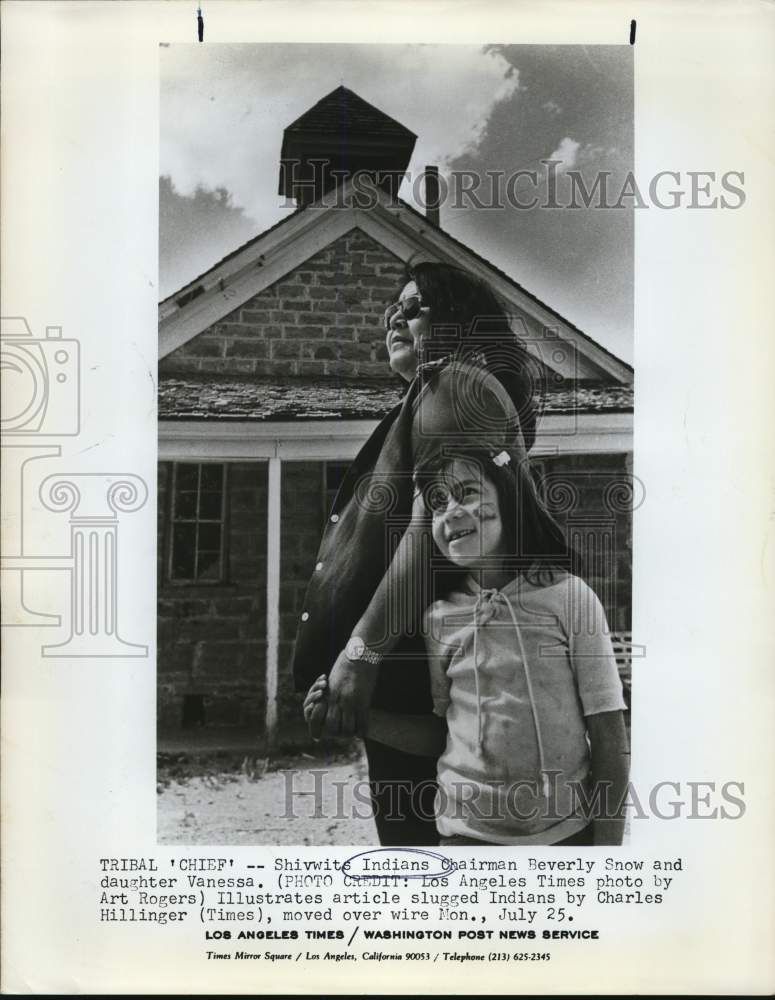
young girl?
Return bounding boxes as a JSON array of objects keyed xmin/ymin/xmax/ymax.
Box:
[
  {"xmin": 305, "ymin": 447, "xmax": 629, "ymax": 846},
  {"xmin": 416, "ymin": 448, "xmax": 629, "ymax": 846}
]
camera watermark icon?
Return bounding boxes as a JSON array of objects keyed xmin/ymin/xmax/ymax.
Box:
[
  {"xmin": 1, "ymin": 316, "xmax": 148, "ymax": 657},
  {"xmin": 1, "ymin": 317, "xmax": 80, "ymax": 436}
]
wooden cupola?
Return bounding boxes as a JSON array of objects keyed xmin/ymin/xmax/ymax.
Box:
[{"xmin": 278, "ymin": 85, "xmax": 417, "ymax": 207}]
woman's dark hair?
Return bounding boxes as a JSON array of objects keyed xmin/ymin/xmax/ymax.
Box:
[
  {"xmin": 401, "ymin": 261, "xmax": 545, "ymax": 452},
  {"xmin": 415, "ymin": 447, "xmax": 577, "ymax": 595}
]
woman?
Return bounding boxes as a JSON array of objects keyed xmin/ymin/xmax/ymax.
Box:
[{"xmin": 292, "ymin": 261, "xmax": 555, "ymax": 845}]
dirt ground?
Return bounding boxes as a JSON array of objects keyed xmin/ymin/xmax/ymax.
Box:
[
  {"xmin": 157, "ymin": 741, "xmax": 378, "ymax": 845},
  {"xmin": 157, "ymin": 741, "xmax": 632, "ymax": 845}
]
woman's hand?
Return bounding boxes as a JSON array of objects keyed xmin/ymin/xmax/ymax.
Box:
[
  {"xmin": 303, "ymin": 674, "xmax": 328, "ymax": 739},
  {"xmin": 319, "ymin": 648, "xmax": 379, "ymax": 739}
]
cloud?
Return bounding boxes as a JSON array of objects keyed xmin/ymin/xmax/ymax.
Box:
[
  {"xmin": 547, "ymin": 136, "xmax": 581, "ymax": 172},
  {"xmin": 160, "ymin": 44, "xmax": 520, "ymax": 231},
  {"xmin": 159, "ymin": 176, "xmax": 258, "ymax": 299},
  {"xmin": 542, "ymin": 99, "xmax": 562, "ymax": 117}
]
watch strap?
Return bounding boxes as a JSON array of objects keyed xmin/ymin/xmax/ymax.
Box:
[{"xmin": 346, "ymin": 638, "xmax": 383, "ymax": 666}]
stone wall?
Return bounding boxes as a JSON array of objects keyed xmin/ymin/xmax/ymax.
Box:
[
  {"xmin": 534, "ymin": 452, "xmax": 633, "ymax": 635},
  {"xmin": 160, "ymin": 228, "xmax": 406, "ymax": 380},
  {"xmin": 278, "ymin": 461, "xmax": 328, "ymax": 724}
]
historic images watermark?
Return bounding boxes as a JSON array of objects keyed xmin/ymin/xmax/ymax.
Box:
[
  {"xmin": 280, "ymin": 771, "xmax": 746, "ymax": 824},
  {"xmin": 280, "ymin": 161, "xmax": 747, "ymax": 212}
]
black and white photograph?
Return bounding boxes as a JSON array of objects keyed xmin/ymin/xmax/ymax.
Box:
[
  {"xmin": 156, "ymin": 43, "xmax": 635, "ymax": 847},
  {"xmin": 2, "ymin": 2, "xmax": 773, "ymax": 993}
]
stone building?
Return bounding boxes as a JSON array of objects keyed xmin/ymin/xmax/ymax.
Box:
[{"xmin": 157, "ymin": 87, "xmax": 634, "ymax": 742}]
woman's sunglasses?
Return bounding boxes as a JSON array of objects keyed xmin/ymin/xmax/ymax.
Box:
[{"xmin": 384, "ymin": 294, "xmax": 424, "ymax": 331}]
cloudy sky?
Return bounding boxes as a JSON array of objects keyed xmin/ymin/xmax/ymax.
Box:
[{"xmin": 160, "ymin": 44, "xmax": 633, "ymax": 362}]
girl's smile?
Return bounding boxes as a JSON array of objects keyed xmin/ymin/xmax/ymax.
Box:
[{"xmin": 447, "ymin": 525, "xmax": 476, "ymax": 543}]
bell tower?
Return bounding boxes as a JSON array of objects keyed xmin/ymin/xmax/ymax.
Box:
[{"xmin": 278, "ymin": 86, "xmax": 417, "ymax": 207}]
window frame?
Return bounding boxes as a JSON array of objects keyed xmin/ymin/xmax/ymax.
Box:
[{"xmin": 167, "ymin": 461, "xmax": 229, "ymax": 585}]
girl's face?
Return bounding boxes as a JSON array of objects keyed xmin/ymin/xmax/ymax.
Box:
[
  {"xmin": 430, "ymin": 459, "xmax": 507, "ymax": 570},
  {"xmin": 384, "ymin": 280, "xmax": 430, "ymax": 382}
]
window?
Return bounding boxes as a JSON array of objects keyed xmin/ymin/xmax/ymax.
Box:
[
  {"xmin": 323, "ymin": 461, "xmax": 349, "ymax": 525},
  {"xmin": 169, "ymin": 463, "xmax": 227, "ymax": 582}
]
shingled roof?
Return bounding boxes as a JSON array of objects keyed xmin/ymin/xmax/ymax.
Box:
[
  {"xmin": 284, "ymin": 85, "xmax": 416, "ymax": 140},
  {"xmin": 159, "ymin": 374, "xmax": 633, "ymax": 422}
]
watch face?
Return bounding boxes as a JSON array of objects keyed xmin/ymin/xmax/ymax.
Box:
[{"xmin": 347, "ymin": 638, "xmax": 365, "ymax": 659}]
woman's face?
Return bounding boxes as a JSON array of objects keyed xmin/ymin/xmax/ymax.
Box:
[{"xmin": 384, "ymin": 280, "xmax": 430, "ymax": 382}]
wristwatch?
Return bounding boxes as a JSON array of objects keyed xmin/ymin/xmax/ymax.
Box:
[{"xmin": 345, "ymin": 636, "xmax": 383, "ymax": 666}]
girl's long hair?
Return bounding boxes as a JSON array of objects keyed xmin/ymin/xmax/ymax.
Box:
[
  {"xmin": 406, "ymin": 262, "xmax": 546, "ymax": 453},
  {"xmin": 415, "ymin": 447, "xmax": 578, "ymax": 597}
]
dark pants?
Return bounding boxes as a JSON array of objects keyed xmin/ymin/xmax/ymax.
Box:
[
  {"xmin": 363, "ymin": 738, "xmax": 440, "ymax": 846},
  {"xmin": 439, "ymin": 825, "xmax": 595, "ymax": 847}
]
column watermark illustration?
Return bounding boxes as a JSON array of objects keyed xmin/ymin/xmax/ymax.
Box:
[{"xmin": 38, "ymin": 474, "xmax": 149, "ymax": 657}]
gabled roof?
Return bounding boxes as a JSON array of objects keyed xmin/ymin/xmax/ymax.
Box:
[{"xmin": 159, "ymin": 178, "xmax": 632, "ymax": 384}]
